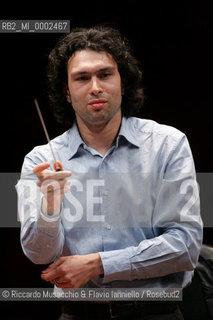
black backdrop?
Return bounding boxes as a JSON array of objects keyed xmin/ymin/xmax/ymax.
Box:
[{"xmin": 0, "ymin": 2, "xmax": 213, "ymax": 319}]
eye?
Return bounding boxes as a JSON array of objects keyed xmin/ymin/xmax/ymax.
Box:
[
  {"xmin": 99, "ymin": 72, "xmax": 112, "ymax": 79},
  {"xmin": 75, "ymin": 75, "xmax": 90, "ymax": 81}
]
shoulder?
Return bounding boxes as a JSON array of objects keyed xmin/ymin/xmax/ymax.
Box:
[
  {"xmin": 126, "ymin": 117, "xmax": 186, "ymax": 149},
  {"xmin": 125, "ymin": 117, "xmax": 195, "ymax": 174},
  {"xmin": 23, "ymin": 130, "xmax": 70, "ymax": 169},
  {"xmin": 129, "ymin": 117, "xmax": 185, "ymax": 140}
]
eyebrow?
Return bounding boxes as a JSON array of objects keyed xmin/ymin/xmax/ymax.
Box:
[{"xmin": 71, "ymin": 66, "xmax": 116, "ymax": 77}]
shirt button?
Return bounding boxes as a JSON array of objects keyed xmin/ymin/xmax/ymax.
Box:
[
  {"xmin": 103, "ymin": 190, "xmax": 109, "ymax": 196},
  {"xmin": 105, "ymin": 224, "xmax": 111, "ymax": 230}
]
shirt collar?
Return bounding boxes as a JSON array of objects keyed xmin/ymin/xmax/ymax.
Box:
[
  {"xmin": 67, "ymin": 117, "xmax": 140, "ymax": 160},
  {"xmin": 117, "ymin": 117, "xmax": 140, "ymax": 148},
  {"xmin": 67, "ymin": 122, "xmax": 84, "ymax": 160}
]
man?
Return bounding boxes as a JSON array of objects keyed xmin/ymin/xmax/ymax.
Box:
[{"xmin": 17, "ymin": 26, "xmax": 203, "ymax": 319}]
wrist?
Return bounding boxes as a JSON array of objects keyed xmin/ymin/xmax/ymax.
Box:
[
  {"xmin": 87, "ymin": 253, "xmax": 104, "ymax": 278},
  {"xmin": 41, "ymin": 195, "xmax": 62, "ymax": 217}
]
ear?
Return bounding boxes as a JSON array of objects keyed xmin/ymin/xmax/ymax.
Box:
[{"xmin": 63, "ymin": 83, "xmax": 71, "ymax": 103}]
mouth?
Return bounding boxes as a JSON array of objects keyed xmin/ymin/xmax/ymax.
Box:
[{"xmin": 88, "ymin": 99, "xmax": 107, "ymax": 110}]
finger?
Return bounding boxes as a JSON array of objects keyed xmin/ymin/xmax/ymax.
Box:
[
  {"xmin": 53, "ymin": 276, "xmax": 68, "ymax": 285},
  {"xmin": 41, "ymin": 187, "xmax": 70, "ymax": 196},
  {"xmin": 41, "ymin": 267, "xmax": 64, "ymax": 282},
  {"xmin": 40, "ymin": 181, "xmax": 71, "ymax": 195},
  {"xmin": 37, "ymin": 172, "xmax": 71, "ymax": 187},
  {"xmin": 53, "ymin": 280, "xmax": 71, "ymax": 288},
  {"xmin": 42, "ymin": 257, "xmax": 64, "ymax": 274},
  {"xmin": 40, "ymin": 170, "xmax": 72, "ymax": 182},
  {"xmin": 39, "ymin": 179, "xmax": 71, "ymax": 190},
  {"xmin": 55, "ymin": 282, "xmax": 76, "ymax": 289},
  {"xmin": 33, "ymin": 162, "xmax": 50, "ymax": 175},
  {"xmin": 54, "ymin": 160, "xmax": 63, "ymax": 171},
  {"xmin": 41, "ymin": 258, "xmax": 66, "ymax": 283},
  {"xmin": 54, "ymin": 283, "xmax": 70, "ymax": 288},
  {"xmin": 36, "ymin": 169, "xmax": 56, "ymax": 186}
]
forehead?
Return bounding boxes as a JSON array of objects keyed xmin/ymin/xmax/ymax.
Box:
[{"xmin": 67, "ymin": 49, "xmax": 118, "ymax": 74}]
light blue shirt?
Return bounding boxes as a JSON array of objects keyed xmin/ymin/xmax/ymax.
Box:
[{"xmin": 17, "ymin": 117, "xmax": 203, "ymax": 289}]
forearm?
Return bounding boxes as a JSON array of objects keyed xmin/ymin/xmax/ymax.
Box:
[
  {"xmin": 99, "ymin": 227, "xmax": 202, "ymax": 283},
  {"xmin": 21, "ymin": 207, "xmax": 64, "ymax": 264},
  {"xmin": 17, "ymin": 159, "xmax": 68, "ymax": 264}
]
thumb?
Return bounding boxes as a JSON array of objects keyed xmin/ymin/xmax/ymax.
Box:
[
  {"xmin": 53, "ymin": 160, "xmax": 63, "ymax": 171},
  {"xmin": 33, "ymin": 162, "xmax": 50, "ymax": 176}
]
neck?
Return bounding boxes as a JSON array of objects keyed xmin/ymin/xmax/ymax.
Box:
[{"xmin": 76, "ymin": 110, "xmax": 122, "ymax": 155}]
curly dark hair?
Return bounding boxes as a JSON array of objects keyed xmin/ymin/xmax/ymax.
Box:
[{"xmin": 47, "ymin": 25, "xmax": 144, "ymax": 127}]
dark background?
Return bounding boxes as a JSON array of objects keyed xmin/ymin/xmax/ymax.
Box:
[{"xmin": 0, "ymin": 2, "xmax": 213, "ymax": 319}]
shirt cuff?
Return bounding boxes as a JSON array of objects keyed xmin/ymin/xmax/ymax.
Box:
[
  {"xmin": 40, "ymin": 210, "xmax": 62, "ymax": 223},
  {"xmin": 99, "ymin": 248, "xmax": 133, "ymax": 283}
]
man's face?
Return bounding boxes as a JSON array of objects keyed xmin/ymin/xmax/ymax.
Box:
[{"xmin": 66, "ymin": 49, "xmax": 122, "ymax": 127}]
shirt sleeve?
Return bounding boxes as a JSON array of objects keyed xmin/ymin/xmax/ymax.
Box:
[
  {"xmin": 99, "ymin": 134, "xmax": 203, "ymax": 283},
  {"xmin": 16, "ymin": 149, "xmax": 65, "ymax": 264}
]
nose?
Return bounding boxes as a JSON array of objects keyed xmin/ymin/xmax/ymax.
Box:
[{"xmin": 90, "ymin": 76, "xmax": 102, "ymax": 96}]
